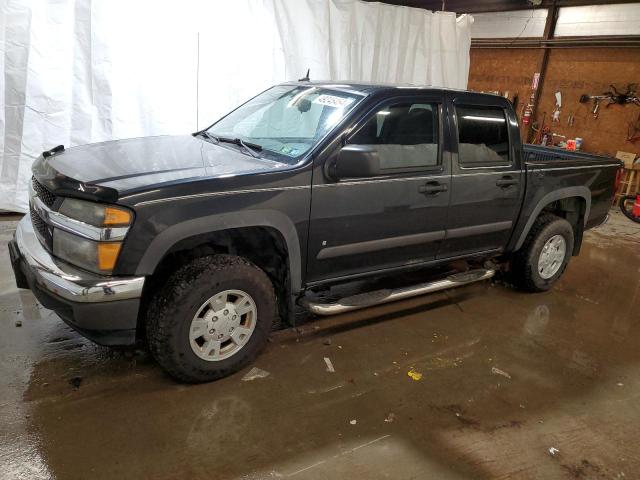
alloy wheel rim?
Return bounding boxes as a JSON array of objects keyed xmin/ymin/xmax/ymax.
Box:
[
  {"xmin": 538, "ymin": 234, "xmax": 566, "ymax": 280},
  {"xmin": 189, "ymin": 289, "xmax": 257, "ymax": 361}
]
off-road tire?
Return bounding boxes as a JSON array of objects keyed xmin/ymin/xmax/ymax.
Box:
[
  {"xmin": 510, "ymin": 214, "xmax": 574, "ymax": 292},
  {"xmin": 146, "ymin": 254, "xmax": 276, "ymax": 383}
]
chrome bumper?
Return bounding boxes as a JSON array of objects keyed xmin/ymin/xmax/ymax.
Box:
[{"xmin": 14, "ymin": 215, "xmax": 145, "ymax": 303}]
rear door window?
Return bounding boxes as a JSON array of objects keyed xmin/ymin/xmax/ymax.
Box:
[{"xmin": 455, "ymin": 105, "xmax": 510, "ymax": 167}]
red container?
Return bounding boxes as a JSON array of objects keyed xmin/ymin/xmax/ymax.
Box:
[{"xmin": 633, "ymin": 194, "xmax": 640, "ymax": 219}]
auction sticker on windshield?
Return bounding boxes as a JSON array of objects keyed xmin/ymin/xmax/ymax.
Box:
[{"xmin": 313, "ymin": 95, "xmax": 355, "ymax": 108}]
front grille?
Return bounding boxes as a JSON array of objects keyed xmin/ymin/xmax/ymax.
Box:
[
  {"xmin": 30, "ymin": 204, "xmax": 48, "ymax": 235},
  {"xmin": 30, "ymin": 204, "xmax": 53, "ymax": 250},
  {"xmin": 31, "ymin": 177, "xmax": 57, "ymax": 208}
]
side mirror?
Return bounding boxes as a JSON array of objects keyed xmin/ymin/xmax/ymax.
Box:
[{"xmin": 334, "ymin": 145, "xmax": 380, "ymax": 179}]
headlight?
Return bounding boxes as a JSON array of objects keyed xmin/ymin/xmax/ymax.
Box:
[
  {"xmin": 51, "ymin": 198, "xmax": 133, "ymax": 274},
  {"xmin": 53, "ymin": 230, "xmax": 122, "ymax": 273},
  {"xmin": 58, "ymin": 198, "xmax": 132, "ymax": 227}
]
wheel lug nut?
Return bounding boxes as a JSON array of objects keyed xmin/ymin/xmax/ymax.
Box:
[
  {"xmin": 213, "ymin": 316, "xmax": 218, "ymax": 321},
  {"xmin": 224, "ymin": 309, "xmax": 229, "ymax": 315},
  {"xmin": 209, "ymin": 329, "xmax": 215, "ymax": 334},
  {"xmin": 218, "ymin": 334, "xmax": 224, "ymax": 339},
  {"xmin": 232, "ymin": 315, "xmax": 237, "ymax": 320}
]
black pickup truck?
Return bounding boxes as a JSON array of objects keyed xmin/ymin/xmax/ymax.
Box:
[{"xmin": 9, "ymin": 82, "xmax": 621, "ymax": 382}]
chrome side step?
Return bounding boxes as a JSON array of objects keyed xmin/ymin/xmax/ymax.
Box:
[{"xmin": 301, "ymin": 269, "xmax": 495, "ymax": 316}]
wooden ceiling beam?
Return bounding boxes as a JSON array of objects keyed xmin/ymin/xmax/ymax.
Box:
[
  {"xmin": 366, "ymin": 0, "xmax": 640, "ymax": 14},
  {"xmin": 364, "ymin": 1, "xmax": 529, "ymax": 13},
  {"xmin": 472, "ymin": 36, "xmax": 640, "ymax": 48},
  {"xmin": 522, "ymin": 1, "xmax": 558, "ymax": 143}
]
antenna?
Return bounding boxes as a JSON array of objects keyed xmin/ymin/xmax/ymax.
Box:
[{"xmin": 298, "ymin": 69, "xmax": 310, "ymax": 82}]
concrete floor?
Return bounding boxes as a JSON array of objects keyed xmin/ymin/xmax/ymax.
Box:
[{"xmin": 1, "ymin": 211, "xmax": 639, "ymax": 480}]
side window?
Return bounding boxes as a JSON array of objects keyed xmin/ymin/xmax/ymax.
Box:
[
  {"xmin": 455, "ymin": 105, "xmax": 510, "ymax": 167},
  {"xmin": 349, "ymin": 102, "xmax": 439, "ymax": 171}
]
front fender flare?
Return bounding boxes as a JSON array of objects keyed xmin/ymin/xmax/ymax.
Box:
[
  {"xmin": 135, "ymin": 210, "xmax": 303, "ymax": 291},
  {"xmin": 513, "ymin": 187, "xmax": 591, "ymax": 251}
]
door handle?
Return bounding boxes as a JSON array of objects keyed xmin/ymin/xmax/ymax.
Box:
[
  {"xmin": 419, "ymin": 182, "xmax": 448, "ymax": 195},
  {"xmin": 496, "ymin": 176, "xmax": 518, "ymax": 188}
]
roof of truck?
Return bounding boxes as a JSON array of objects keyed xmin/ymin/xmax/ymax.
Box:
[{"xmin": 281, "ymin": 80, "xmax": 487, "ymax": 97}]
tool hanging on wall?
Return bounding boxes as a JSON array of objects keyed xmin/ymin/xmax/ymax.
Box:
[
  {"xmin": 567, "ymin": 111, "xmax": 575, "ymax": 127},
  {"xmin": 552, "ymin": 91, "xmax": 562, "ymax": 123},
  {"xmin": 579, "ymin": 83, "xmax": 640, "ymax": 119},
  {"xmin": 608, "ymin": 84, "xmax": 640, "ymax": 106},
  {"xmin": 580, "ymin": 93, "xmax": 604, "ymax": 118}
]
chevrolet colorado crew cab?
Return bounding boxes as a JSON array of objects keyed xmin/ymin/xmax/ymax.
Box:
[{"xmin": 9, "ymin": 82, "xmax": 621, "ymax": 383}]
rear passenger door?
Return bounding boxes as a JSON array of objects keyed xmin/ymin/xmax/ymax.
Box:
[
  {"xmin": 306, "ymin": 95, "xmax": 451, "ymax": 284},
  {"xmin": 437, "ymin": 94, "xmax": 524, "ymax": 259}
]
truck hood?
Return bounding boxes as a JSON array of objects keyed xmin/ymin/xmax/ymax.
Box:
[{"xmin": 33, "ymin": 135, "xmax": 289, "ymax": 196}]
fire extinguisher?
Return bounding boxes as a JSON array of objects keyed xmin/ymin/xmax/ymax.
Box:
[{"xmin": 522, "ymin": 105, "xmax": 532, "ymax": 126}]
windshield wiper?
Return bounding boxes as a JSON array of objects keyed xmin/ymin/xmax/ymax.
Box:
[
  {"xmin": 195, "ymin": 131, "xmax": 220, "ymax": 143},
  {"xmin": 217, "ymin": 136, "xmax": 263, "ymax": 158},
  {"xmin": 196, "ymin": 131, "xmax": 262, "ymax": 158}
]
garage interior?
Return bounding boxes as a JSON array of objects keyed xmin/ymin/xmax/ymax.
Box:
[{"xmin": 1, "ymin": 1, "xmax": 640, "ymax": 479}]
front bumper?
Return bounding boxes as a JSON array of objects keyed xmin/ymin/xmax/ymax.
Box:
[{"xmin": 9, "ymin": 216, "xmax": 146, "ymax": 345}]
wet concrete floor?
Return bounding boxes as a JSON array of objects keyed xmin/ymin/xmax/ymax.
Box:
[{"xmin": 1, "ymin": 210, "xmax": 639, "ymax": 479}]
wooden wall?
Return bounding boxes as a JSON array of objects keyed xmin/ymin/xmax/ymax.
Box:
[{"xmin": 468, "ymin": 47, "xmax": 640, "ymax": 158}]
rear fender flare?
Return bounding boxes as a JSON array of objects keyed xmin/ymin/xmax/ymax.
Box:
[
  {"xmin": 513, "ymin": 187, "xmax": 591, "ymax": 251},
  {"xmin": 135, "ymin": 210, "xmax": 302, "ymax": 291}
]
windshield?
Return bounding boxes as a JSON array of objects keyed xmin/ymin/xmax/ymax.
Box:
[{"xmin": 206, "ymin": 85, "xmax": 362, "ymax": 164}]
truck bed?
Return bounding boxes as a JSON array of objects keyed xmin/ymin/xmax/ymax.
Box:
[
  {"xmin": 523, "ymin": 144, "xmax": 614, "ymax": 164},
  {"xmin": 507, "ymin": 145, "xmax": 621, "ymax": 254}
]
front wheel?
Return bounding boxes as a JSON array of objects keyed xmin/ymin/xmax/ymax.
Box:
[
  {"xmin": 146, "ymin": 254, "xmax": 276, "ymax": 383},
  {"xmin": 510, "ymin": 214, "xmax": 574, "ymax": 292}
]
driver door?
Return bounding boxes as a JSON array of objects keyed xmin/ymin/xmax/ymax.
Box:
[{"xmin": 305, "ymin": 94, "xmax": 451, "ymax": 284}]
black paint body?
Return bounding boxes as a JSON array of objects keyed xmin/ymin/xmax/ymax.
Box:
[{"xmin": 30, "ymin": 82, "xmax": 621, "ymax": 329}]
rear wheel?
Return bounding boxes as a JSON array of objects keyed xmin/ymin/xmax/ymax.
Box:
[
  {"xmin": 510, "ymin": 214, "xmax": 574, "ymax": 292},
  {"xmin": 146, "ymin": 254, "xmax": 276, "ymax": 383}
]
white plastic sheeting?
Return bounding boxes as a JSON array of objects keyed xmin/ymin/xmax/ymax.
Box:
[{"xmin": 1, "ymin": 0, "xmax": 473, "ymax": 213}]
